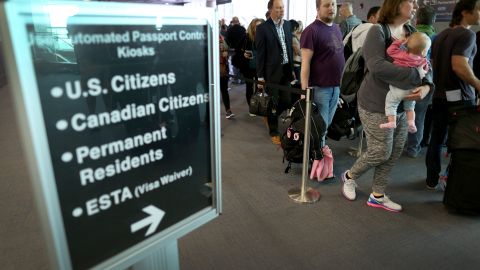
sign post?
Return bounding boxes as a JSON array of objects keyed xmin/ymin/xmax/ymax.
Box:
[{"xmin": 0, "ymin": 2, "xmax": 221, "ymax": 269}]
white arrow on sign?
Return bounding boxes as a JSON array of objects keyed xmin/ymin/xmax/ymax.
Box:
[{"xmin": 130, "ymin": 205, "xmax": 165, "ymax": 237}]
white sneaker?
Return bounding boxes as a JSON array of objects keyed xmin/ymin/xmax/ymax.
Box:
[
  {"xmin": 367, "ymin": 194, "xmax": 402, "ymax": 212},
  {"xmin": 341, "ymin": 170, "xmax": 357, "ymax": 201}
]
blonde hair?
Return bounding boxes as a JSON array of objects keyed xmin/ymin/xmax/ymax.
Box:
[
  {"xmin": 406, "ymin": 32, "xmax": 431, "ymax": 56},
  {"xmin": 247, "ymin": 18, "xmax": 265, "ymax": 41}
]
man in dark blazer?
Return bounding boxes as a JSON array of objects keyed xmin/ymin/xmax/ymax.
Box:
[{"xmin": 255, "ymin": 0, "xmax": 294, "ymax": 145}]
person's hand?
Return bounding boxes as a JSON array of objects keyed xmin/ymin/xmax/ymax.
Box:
[
  {"xmin": 244, "ymin": 52, "xmax": 253, "ymax": 59},
  {"xmin": 404, "ymin": 85, "xmax": 430, "ymax": 101},
  {"xmin": 337, "ymin": 98, "xmax": 344, "ymax": 108},
  {"xmin": 257, "ymin": 79, "xmax": 265, "ymax": 90},
  {"xmin": 417, "ymin": 67, "xmax": 427, "ymax": 79},
  {"xmin": 300, "ymin": 86, "xmax": 309, "ymax": 99}
]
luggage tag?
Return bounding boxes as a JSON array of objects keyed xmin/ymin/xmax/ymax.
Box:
[{"xmin": 445, "ymin": 89, "xmax": 461, "ymax": 102}]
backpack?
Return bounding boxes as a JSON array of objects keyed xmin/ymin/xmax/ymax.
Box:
[
  {"xmin": 281, "ymin": 99, "xmax": 326, "ymax": 173},
  {"xmin": 343, "ymin": 24, "xmax": 361, "ymax": 61},
  {"xmin": 327, "ymin": 99, "xmax": 358, "ymax": 141},
  {"xmin": 340, "ymin": 48, "xmax": 365, "ymax": 103}
]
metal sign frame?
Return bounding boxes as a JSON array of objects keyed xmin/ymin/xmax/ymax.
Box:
[{"xmin": 0, "ymin": 1, "xmax": 221, "ymax": 269}]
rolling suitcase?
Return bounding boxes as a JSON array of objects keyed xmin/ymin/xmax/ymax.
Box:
[{"xmin": 443, "ymin": 105, "xmax": 480, "ymax": 215}]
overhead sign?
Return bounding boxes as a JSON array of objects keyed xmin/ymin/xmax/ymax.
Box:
[
  {"xmin": 420, "ymin": 0, "xmax": 459, "ymax": 22},
  {"xmin": 0, "ymin": 2, "xmax": 221, "ymax": 270}
]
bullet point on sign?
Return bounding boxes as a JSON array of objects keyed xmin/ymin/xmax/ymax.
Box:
[
  {"xmin": 51, "ymin": 87, "xmax": 63, "ymax": 98},
  {"xmin": 103, "ymin": 89, "xmax": 108, "ymax": 94},
  {"xmin": 56, "ymin": 120, "xmax": 68, "ymax": 131},
  {"xmin": 72, "ymin": 208, "xmax": 83, "ymax": 217},
  {"xmin": 61, "ymin": 152, "xmax": 73, "ymax": 162},
  {"xmin": 83, "ymin": 92, "xmax": 88, "ymax": 97}
]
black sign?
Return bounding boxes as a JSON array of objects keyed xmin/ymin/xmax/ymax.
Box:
[
  {"xmin": 28, "ymin": 22, "xmax": 213, "ymax": 269},
  {"xmin": 421, "ymin": 0, "xmax": 459, "ymax": 22}
]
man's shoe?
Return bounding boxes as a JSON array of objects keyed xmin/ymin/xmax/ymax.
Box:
[
  {"xmin": 426, "ymin": 181, "xmax": 437, "ymax": 190},
  {"xmin": 271, "ymin": 135, "xmax": 281, "ymax": 145},
  {"xmin": 405, "ymin": 150, "xmax": 419, "ymax": 158},
  {"xmin": 341, "ymin": 170, "xmax": 357, "ymax": 201},
  {"xmin": 226, "ymin": 111, "xmax": 235, "ymax": 119},
  {"xmin": 439, "ymin": 177, "xmax": 447, "ymax": 191},
  {"xmin": 367, "ymin": 194, "xmax": 402, "ymax": 212}
]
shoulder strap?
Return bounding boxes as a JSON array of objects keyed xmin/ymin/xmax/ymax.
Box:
[
  {"xmin": 343, "ymin": 23, "xmax": 361, "ymax": 46},
  {"xmin": 380, "ymin": 23, "xmax": 392, "ymax": 49},
  {"xmin": 380, "ymin": 23, "xmax": 417, "ymax": 49},
  {"xmin": 404, "ymin": 24, "xmax": 417, "ymax": 36}
]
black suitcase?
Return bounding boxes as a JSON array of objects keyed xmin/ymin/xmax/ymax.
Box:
[
  {"xmin": 443, "ymin": 105, "xmax": 480, "ymax": 215},
  {"xmin": 443, "ymin": 150, "xmax": 480, "ymax": 215}
]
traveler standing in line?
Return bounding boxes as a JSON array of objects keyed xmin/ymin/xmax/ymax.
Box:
[
  {"xmin": 405, "ymin": 5, "xmax": 437, "ymax": 158},
  {"xmin": 219, "ymin": 35, "xmax": 235, "ymax": 119},
  {"xmin": 341, "ymin": 0, "xmax": 433, "ymax": 212},
  {"xmin": 227, "ymin": 16, "xmax": 247, "ymax": 84},
  {"xmin": 338, "ymin": 2, "xmax": 362, "ymax": 38},
  {"xmin": 473, "ymin": 30, "xmax": 480, "ymax": 77},
  {"xmin": 290, "ymin": 19, "xmax": 302, "ymax": 84},
  {"xmin": 300, "ymin": 0, "xmax": 345, "ymax": 146},
  {"xmin": 241, "ymin": 18, "xmax": 265, "ymax": 107},
  {"xmin": 220, "ymin": 19, "xmax": 228, "ymax": 38},
  {"xmin": 426, "ymin": 0, "xmax": 480, "ymax": 189},
  {"xmin": 255, "ymin": 0, "xmax": 294, "ymax": 145},
  {"xmin": 344, "ymin": 6, "xmax": 381, "ymax": 54}
]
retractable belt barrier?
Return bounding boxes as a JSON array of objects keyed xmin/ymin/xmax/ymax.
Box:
[
  {"xmin": 226, "ymin": 75, "xmax": 320, "ymax": 203},
  {"xmin": 239, "ymin": 76, "xmax": 305, "ymax": 95}
]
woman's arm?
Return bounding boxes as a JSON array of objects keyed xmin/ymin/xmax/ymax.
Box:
[
  {"xmin": 300, "ymin": 48, "xmax": 313, "ymax": 90},
  {"xmin": 292, "ymin": 38, "xmax": 301, "ymax": 56},
  {"xmin": 363, "ymin": 24, "xmax": 423, "ymax": 90}
]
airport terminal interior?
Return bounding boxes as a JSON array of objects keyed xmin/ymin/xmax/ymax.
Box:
[{"xmin": 1, "ymin": 0, "xmax": 480, "ymax": 269}]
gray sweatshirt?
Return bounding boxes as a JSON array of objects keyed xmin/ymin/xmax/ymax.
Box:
[{"xmin": 357, "ymin": 24, "xmax": 433, "ymax": 114}]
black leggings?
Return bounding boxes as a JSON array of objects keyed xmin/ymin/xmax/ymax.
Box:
[
  {"xmin": 242, "ymin": 68, "xmax": 256, "ymax": 105},
  {"xmin": 220, "ymin": 76, "xmax": 230, "ymax": 112}
]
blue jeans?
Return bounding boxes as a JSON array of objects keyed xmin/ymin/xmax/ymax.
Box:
[
  {"xmin": 406, "ymin": 90, "xmax": 432, "ymax": 156},
  {"xmin": 425, "ymin": 99, "xmax": 449, "ymax": 186},
  {"xmin": 313, "ymin": 86, "xmax": 339, "ymax": 145}
]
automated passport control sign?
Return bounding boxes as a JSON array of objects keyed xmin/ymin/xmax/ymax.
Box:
[{"xmin": 0, "ymin": 2, "xmax": 221, "ymax": 270}]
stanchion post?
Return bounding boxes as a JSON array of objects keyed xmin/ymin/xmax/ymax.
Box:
[
  {"xmin": 348, "ymin": 127, "xmax": 364, "ymax": 158},
  {"xmin": 288, "ymin": 87, "xmax": 320, "ymax": 203}
]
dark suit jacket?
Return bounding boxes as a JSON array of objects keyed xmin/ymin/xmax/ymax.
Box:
[{"xmin": 255, "ymin": 18, "xmax": 293, "ymax": 83}]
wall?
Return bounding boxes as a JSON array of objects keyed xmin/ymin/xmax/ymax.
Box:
[{"xmin": 214, "ymin": 0, "xmax": 384, "ymax": 29}]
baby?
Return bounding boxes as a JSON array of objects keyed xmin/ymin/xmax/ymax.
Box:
[{"xmin": 380, "ymin": 32, "xmax": 431, "ymax": 133}]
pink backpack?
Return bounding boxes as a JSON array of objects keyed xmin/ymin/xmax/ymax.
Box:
[{"xmin": 310, "ymin": 145, "xmax": 334, "ymax": 181}]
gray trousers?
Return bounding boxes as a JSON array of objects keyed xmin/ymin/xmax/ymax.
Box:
[{"xmin": 349, "ymin": 106, "xmax": 408, "ymax": 194}]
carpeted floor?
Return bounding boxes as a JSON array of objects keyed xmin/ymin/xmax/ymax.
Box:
[{"xmin": 178, "ymin": 83, "xmax": 480, "ymax": 270}]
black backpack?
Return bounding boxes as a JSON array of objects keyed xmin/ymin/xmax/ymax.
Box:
[
  {"xmin": 343, "ymin": 24, "xmax": 361, "ymax": 61},
  {"xmin": 281, "ymin": 100, "xmax": 326, "ymax": 173},
  {"xmin": 340, "ymin": 48, "xmax": 365, "ymax": 103},
  {"xmin": 327, "ymin": 100, "xmax": 358, "ymax": 141}
]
